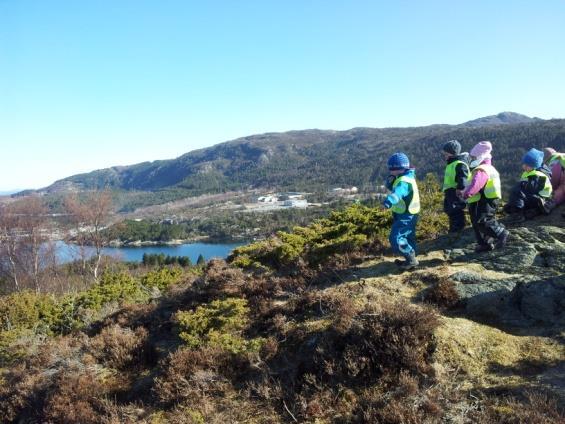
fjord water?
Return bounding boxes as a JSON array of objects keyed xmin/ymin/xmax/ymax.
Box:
[{"xmin": 54, "ymin": 241, "xmax": 244, "ymax": 264}]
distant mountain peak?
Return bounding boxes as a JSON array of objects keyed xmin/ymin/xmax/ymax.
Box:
[{"xmin": 460, "ymin": 112, "xmax": 541, "ymax": 127}]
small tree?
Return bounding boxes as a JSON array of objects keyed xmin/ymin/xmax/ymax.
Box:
[
  {"xmin": 0, "ymin": 204, "xmax": 22, "ymax": 291},
  {"xmin": 65, "ymin": 190, "xmax": 114, "ymax": 280},
  {"xmin": 179, "ymin": 256, "xmax": 192, "ymax": 267},
  {"xmin": 0, "ymin": 197, "xmax": 52, "ymax": 293},
  {"xmin": 196, "ymin": 254, "xmax": 206, "ymax": 266},
  {"xmin": 14, "ymin": 197, "xmax": 50, "ymax": 292}
]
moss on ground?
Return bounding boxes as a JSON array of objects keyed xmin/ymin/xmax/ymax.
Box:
[{"xmin": 435, "ymin": 317, "xmax": 564, "ymax": 389}]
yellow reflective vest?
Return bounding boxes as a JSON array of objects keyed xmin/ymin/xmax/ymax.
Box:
[
  {"xmin": 391, "ymin": 175, "xmax": 420, "ymax": 214},
  {"xmin": 548, "ymin": 153, "xmax": 565, "ymax": 168},
  {"xmin": 467, "ymin": 164, "xmax": 502, "ymax": 204},
  {"xmin": 521, "ymin": 169, "xmax": 552, "ymax": 198},
  {"xmin": 443, "ymin": 160, "xmax": 471, "ymax": 191}
]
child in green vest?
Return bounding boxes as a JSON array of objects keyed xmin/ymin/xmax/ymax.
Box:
[
  {"xmin": 382, "ymin": 152, "xmax": 420, "ymax": 270},
  {"xmin": 503, "ymin": 148, "xmax": 553, "ymax": 220},
  {"xmin": 462, "ymin": 141, "xmax": 509, "ymax": 252},
  {"xmin": 442, "ymin": 140, "xmax": 470, "ymax": 233}
]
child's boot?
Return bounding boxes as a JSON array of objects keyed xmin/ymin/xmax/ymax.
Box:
[
  {"xmin": 474, "ymin": 243, "xmax": 494, "ymax": 253},
  {"xmin": 397, "ymin": 252, "xmax": 419, "ymax": 270},
  {"xmin": 495, "ymin": 229, "xmax": 509, "ymax": 249}
]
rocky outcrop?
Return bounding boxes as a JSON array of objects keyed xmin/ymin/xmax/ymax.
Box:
[
  {"xmin": 439, "ymin": 217, "xmax": 565, "ymax": 333},
  {"xmin": 445, "ymin": 224, "xmax": 565, "ymax": 275},
  {"xmin": 452, "ymin": 274, "xmax": 565, "ymax": 330}
]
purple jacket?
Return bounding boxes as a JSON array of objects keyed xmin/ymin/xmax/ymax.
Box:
[
  {"xmin": 550, "ymin": 161, "xmax": 564, "ymax": 188},
  {"xmin": 463, "ymin": 158, "xmax": 492, "ymax": 199}
]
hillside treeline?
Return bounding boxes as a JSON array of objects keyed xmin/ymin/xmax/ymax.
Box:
[{"xmin": 48, "ymin": 120, "xmax": 565, "ymax": 209}]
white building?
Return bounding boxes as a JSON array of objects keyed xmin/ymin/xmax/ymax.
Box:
[
  {"xmin": 330, "ymin": 187, "xmax": 358, "ymax": 195},
  {"xmin": 257, "ymin": 195, "xmax": 278, "ymax": 203},
  {"xmin": 284, "ymin": 199, "xmax": 308, "ymax": 208}
]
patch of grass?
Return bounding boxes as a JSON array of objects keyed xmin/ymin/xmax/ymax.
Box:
[
  {"xmin": 435, "ymin": 317, "xmax": 564, "ymax": 388},
  {"xmin": 472, "ymin": 390, "xmax": 565, "ymax": 423}
]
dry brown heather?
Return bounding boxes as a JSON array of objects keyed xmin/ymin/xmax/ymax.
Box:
[{"xmin": 0, "ymin": 206, "xmax": 564, "ymax": 423}]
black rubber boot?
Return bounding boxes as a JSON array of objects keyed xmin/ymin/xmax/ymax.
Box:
[
  {"xmin": 541, "ymin": 198, "xmax": 554, "ymax": 214},
  {"xmin": 495, "ymin": 229, "xmax": 509, "ymax": 249},
  {"xmin": 474, "ymin": 243, "xmax": 494, "ymax": 253}
]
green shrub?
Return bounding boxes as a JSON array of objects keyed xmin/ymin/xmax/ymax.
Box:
[
  {"xmin": 0, "ymin": 268, "xmax": 185, "ymax": 364},
  {"xmin": 0, "ymin": 291, "xmax": 63, "ymax": 334},
  {"xmin": 141, "ymin": 267, "xmax": 183, "ymax": 291},
  {"xmin": 228, "ymin": 238, "xmax": 284, "ymax": 269},
  {"xmin": 0, "ymin": 291, "xmax": 65, "ymax": 364},
  {"xmin": 274, "ymin": 230, "xmax": 309, "ymax": 263},
  {"xmin": 176, "ymin": 298, "xmax": 264, "ymax": 354},
  {"xmin": 75, "ymin": 271, "xmax": 149, "ymax": 311},
  {"xmin": 0, "ymin": 328, "xmax": 35, "ymax": 365},
  {"xmin": 230, "ymin": 204, "xmax": 391, "ymax": 270},
  {"xmin": 51, "ymin": 271, "xmax": 150, "ymax": 333},
  {"xmin": 0, "ymin": 291, "xmax": 48, "ymax": 331},
  {"xmin": 0, "ymin": 272, "xmax": 154, "ymax": 340},
  {"xmin": 229, "ymin": 174, "xmax": 448, "ymax": 271},
  {"xmin": 229, "ymin": 253, "xmax": 263, "ymax": 270}
]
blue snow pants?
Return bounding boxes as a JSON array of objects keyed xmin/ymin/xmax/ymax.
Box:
[{"xmin": 389, "ymin": 213, "xmax": 418, "ymax": 256}]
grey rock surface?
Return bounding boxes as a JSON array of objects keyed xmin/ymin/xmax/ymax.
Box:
[
  {"xmin": 441, "ymin": 220, "xmax": 565, "ymax": 331},
  {"xmin": 444, "ymin": 224, "xmax": 565, "ymax": 275}
]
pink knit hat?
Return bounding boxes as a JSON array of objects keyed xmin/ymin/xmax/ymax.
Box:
[
  {"xmin": 470, "ymin": 141, "xmax": 492, "ymax": 159},
  {"xmin": 543, "ymin": 147, "xmax": 556, "ymax": 162}
]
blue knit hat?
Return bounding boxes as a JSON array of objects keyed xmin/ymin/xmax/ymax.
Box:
[
  {"xmin": 387, "ymin": 152, "xmax": 410, "ymax": 170},
  {"xmin": 522, "ymin": 148, "xmax": 544, "ymax": 169}
]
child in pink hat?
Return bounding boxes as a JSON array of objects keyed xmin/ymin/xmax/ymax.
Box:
[{"xmin": 462, "ymin": 141, "xmax": 509, "ymax": 252}]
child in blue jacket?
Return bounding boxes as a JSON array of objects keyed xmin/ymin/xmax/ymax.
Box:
[{"xmin": 382, "ymin": 152, "xmax": 420, "ymax": 270}]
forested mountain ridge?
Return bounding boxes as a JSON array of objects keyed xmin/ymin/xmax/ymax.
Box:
[
  {"xmin": 42, "ymin": 113, "xmax": 565, "ymax": 200},
  {"xmin": 460, "ymin": 111, "xmax": 541, "ymax": 127}
]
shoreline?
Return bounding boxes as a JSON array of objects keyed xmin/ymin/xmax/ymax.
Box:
[
  {"xmin": 106, "ymin": 237, "xmax": 249, "ymax": 248},
  {"xmin": 60, "ymin": 236, "xmax": 256, "ymax": 248}
]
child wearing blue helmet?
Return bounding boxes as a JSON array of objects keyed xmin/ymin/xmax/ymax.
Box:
[
  {"xmin": 503, "ymin": 148, "xmax": 553, "ymax": 221},
  {"xmin": 382, "ymin": 152, "xmax": 420, "ymax": 270}
]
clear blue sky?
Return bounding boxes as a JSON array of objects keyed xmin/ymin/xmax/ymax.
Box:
[{"xmin": 1, "ymin": 0, "xmax": 564, "ymax": 191}]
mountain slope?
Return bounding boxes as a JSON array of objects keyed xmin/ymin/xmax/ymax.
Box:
[{"xmin": 43, "ymin": 114, "xmax": 565, "ymax": 203}]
